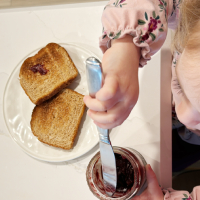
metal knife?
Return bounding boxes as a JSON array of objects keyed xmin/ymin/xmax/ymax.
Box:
[{"xmin": 86, "ymin": 57, "xmax": 117, "ymax": 197}]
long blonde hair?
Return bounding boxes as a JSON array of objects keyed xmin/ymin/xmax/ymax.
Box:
[{"xmin": 172, "ymin": 0, "xmax": 200, "ymax": 53}]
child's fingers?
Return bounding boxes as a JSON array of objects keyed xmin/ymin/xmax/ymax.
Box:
[
  {"xmin": 146, "ymin": 164, "xmax": 159, "ymax": 188},
  {"xmin": 146, "ymin": 164, "xmax": 163, "ymax": 198},
  {"xmin": 87, "ymin": 102, "xmax": 132, "ymax": 129},
  {"xmin": 83, "ymin": 75, "xmax": 119, "ymax": 112},
  {"xmin": 88, "ymin": 101, "xmax": 126, "ymax": 124},
  {"xmin": 96, "ymin": 75, "xmax": 118, "ymax": 101},
  {"xmin": 83, "ymin": 95, "xmax": 107, "ymax": 111},
  {"xmin": 131, "ymin": 165, "xmax": 163, "ymax": 200},
  {"xmin": 93, "ymin": 115, "xmax": 128, "ymax": 129},
  {"xmin": 83, "ymin": 95, "xmax": 119, "ymax": 112}
]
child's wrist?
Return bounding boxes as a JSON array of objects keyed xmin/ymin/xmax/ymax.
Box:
[
  {"xmin": 111, "ymin": 34, "xmax": 141, "ymax": 59},
  {"xmin": 111, "ymin": 34, "xmax": 133, "ymax": 44}
]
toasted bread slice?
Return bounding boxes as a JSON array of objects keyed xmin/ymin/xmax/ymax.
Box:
[
  {"xmin": 19, "ymin": 43, "xmax": 78, "ymax": 105},
  {"xmin": 30, "ymin": 89, "xmax": 85, "ymax": 150}
]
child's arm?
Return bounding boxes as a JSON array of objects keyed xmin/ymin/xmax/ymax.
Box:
[
  {"xmin": 84, "ymin": 35, "xmax": 140, "ymax": 129},
  {"xmin": 99, "ymin": 0, "xmax": 176, "ymax": 67},
  {"xmin": 84, "ymin": 0, "xmax": 179, "ymax": 128}
]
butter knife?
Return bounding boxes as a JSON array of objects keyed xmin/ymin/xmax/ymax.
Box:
[{"xmin": 86, "ymin": 57, "xmax": 117, "ymax": 197}]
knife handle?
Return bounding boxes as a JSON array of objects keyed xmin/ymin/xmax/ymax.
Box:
[
  {"xmin": 86, "ymin": 57, "xmax": 111, "ymax": 144},
  {"xmin": 86, "ymin": 57, "xmax": 103, "ymax": 98}
]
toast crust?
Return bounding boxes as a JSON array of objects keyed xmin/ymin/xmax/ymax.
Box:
[
  {"xmin": 30, "ymin": 89, "xmax": 86, "ymax": 150},
  {"xmin": 19, "ymin": 43, "xmax": 78, "ymax": 105}
]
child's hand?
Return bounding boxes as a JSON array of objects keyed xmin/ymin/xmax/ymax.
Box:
[
  {"xmin": 131, "ymin": 164, "xmax": 164, "ymax": 200},
  {"xmin": 83, "ymin": 35, "xmax": 140, "ymax": 129}
]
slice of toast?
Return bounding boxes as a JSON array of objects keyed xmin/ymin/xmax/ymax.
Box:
[
  {"xmin": 30, "ymin": 88, "xmax": 86, "ymax": 150},
  {"xmin": 19, "ymin": 43, "xmax": 78, "ymax": 105}
]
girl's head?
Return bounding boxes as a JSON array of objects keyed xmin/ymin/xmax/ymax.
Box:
[
  {"xmin": 173, "ymin": 0, "xmax": 200, "ymax": 53},
  {"xmin": 172, "ymin": 0, "xmax": 200, "ymax": 132}
]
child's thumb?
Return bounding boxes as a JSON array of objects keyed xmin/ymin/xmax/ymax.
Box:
[
  {"xmin": 146, "ymin": 164, "xmax": 160, "ymax": 189},
  {"xmin": 96, "ymin": 76, "xmax": 118, "ymax": 101}
]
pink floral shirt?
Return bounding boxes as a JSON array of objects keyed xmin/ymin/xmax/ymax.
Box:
[
  {"xmin": 100, "ymin": 0, "xmax": 200, "ymax": 199},
  {"xmin": 100, "ymin": 0, "xmax": 180, "ymax": 67}
]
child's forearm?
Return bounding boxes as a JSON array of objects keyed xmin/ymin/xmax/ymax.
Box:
[
  {"xmin": 84, "ymin": 35, "xmax": 141, "ymax": 129},
  {"xmin": 111, "ymin": 34, "xmax": 141, "ymax": 73},
  {"xmin": 111, "ymin": 34, "xmax": 141, "ymax": 58}
]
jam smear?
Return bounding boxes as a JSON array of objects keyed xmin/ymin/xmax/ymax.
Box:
[
  {"xmin": 30, "ymin": 64, "xmax": 48, "ymax": 75},
  {"xmin": 115, "ymin": 153, "xmax": 134, "ymax": 193}
]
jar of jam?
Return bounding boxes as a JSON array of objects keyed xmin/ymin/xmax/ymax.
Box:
[{"xmin": 86, "ymin": 146, "xmax": 147, "ymax": 200}]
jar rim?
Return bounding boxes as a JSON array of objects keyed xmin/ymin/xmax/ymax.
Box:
[{"xmin": 86, "ymin": 146, "xmax": 144, "ymax": 200}]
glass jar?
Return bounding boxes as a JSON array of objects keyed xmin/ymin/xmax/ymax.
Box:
[{"xmin": 86, "ymin": 146, "xmax": 147, "ymax": 200}]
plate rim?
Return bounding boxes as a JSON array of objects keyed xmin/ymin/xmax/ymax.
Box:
[{"xmin": 3, "ymin": 42, "xmax": 101, "ymax": 162}]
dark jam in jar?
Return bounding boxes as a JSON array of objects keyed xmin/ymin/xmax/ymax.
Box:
[
  {"xmin": 99, "ymin": 153, "xmax": 135, "ymax": 197},
  {"xmin": 86, "ymin": 147, "xmax": 147, "ymax": 199},
  {"xmin": 115, "ymin": 153, "xmax": 134, "ymax": 194},
  {"xmin": 30, "ymin": 64, "xmax": 48, "ymax": 75}
]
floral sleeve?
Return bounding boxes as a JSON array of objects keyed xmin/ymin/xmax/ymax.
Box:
[
  {"xmin": 99, "ymin": 0, "xmax": 180, "ymax": 67},
  {"xmin": 162, "ymin": 186, "xmax": 200, "ymax": 200}
]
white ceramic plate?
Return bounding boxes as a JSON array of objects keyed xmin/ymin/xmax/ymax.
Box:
[{"xmin": 3, "ymin": 43, "xmax": 99, "ymax": 162}]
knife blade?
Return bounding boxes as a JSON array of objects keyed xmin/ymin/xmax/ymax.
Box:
[{"xmin": 86, "ymin": 57, "xmax": 117, "ymax": 197}]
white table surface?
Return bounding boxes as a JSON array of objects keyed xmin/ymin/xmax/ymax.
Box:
[{"xmin": 0, "ymin": 2, "xmax": 172, "ymax": 199}]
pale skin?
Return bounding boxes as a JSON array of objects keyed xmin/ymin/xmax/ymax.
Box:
[
  {"xmin": 172, "ymin": 48, "xmax": 200, "ymax": 136},
  {"xmin": 84, "ymin": 36, "xmax": 200, "ymax": 132},
  {"xmin": 83, "ymin": 35, "xmax": 140, "ymax": 129},
  {"xmin": 131, "ymin": 165, "xmax": 164, "ymax": 200},
  {"xmin": 84, "ymin": 35, "xmax": 200, "ymax": 198},
  {"xmin": 84, "ymin": 35, "xmax": 164, "ymax": 198}
]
